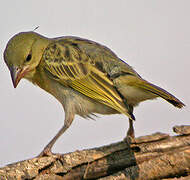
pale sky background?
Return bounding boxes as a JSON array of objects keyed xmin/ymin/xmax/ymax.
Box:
[{"xmin": 0, "ymin": 1, "xmax": 189, "ymax": 166}]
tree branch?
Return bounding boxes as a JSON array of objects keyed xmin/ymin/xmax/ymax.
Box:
[{"xmin": 0, "ymin": 125, "xmax": 190, "ymax": 180}]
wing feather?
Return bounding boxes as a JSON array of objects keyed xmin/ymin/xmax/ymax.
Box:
[{"xmin": 44, "ymin": 41, "xmax": 133, "ymax": 119}]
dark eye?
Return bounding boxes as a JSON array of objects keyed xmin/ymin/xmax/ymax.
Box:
[{"xmin": 26, "ymin": 54, "xmax": 32, "ymax": 62}]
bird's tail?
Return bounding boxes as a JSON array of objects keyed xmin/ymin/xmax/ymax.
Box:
[{"xmin": 133, "ymin": 78, "xmax": 185, "ymax": 108}]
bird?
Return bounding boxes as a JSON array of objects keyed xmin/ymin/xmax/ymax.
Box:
[{"xmin": 4, "ymin": 31, "xmax": 185, "ymax": 156}]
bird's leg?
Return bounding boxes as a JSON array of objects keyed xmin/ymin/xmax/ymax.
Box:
[
  {"xmin": 127, "ymin": 118, "xmax": 135, "ymax": 138},
  {"xmin": 123, "ymin": 118, "xmax": 135, "ymax": 144},
  {"xmin": 124, "ymin": 106, "xmax": 135, "ymax": 144},
  {"xmin": 39, "ymin": 114, "xmax": 74, "ymax": 157},
  {"xmin": 38, "ymin": 124, "xmax": 69, "ymax": 157}
]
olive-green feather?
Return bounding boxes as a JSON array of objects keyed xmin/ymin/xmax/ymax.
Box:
[
  {"xmin": 123, "ymin": 75, "xmax": 185, "ymax": 108},
  {"xmin": 44, "ymin": 41, "xmax": 134, "ymax": 119}
]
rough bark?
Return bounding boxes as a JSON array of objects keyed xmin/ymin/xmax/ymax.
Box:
[{"xmin": 0, "ymin": 125, "xmax": 190, "ymax": 180}]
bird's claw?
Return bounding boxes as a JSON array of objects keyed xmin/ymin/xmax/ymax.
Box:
[
  {"xmin": 38, "ymin": 148, "xmax": 54, "ymax": 157},
  {"xmin": 123, "ymin": 135, "xmax": 135, "ymax": 144},
  {"xmin": 37, "ymin": 147, "xmax": 63, "ymax": 161}
]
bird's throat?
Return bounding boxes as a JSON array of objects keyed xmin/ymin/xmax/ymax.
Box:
[{"xmin": 24, "ymin": 69, "xmax": 36, "ymax": 83}]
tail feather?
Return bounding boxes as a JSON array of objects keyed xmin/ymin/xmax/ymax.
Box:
[
  {"xmin": 115, "ymin": 75, "xmax": 185, "ymax": 109},
  {"xmin": 136, "ymin": 80, "xmax": 185, "ymax": 108}
]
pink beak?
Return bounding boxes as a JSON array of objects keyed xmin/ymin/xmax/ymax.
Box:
[{"xmin": 10, "ymin": 66, "xmax": 28, "ymax": 88}]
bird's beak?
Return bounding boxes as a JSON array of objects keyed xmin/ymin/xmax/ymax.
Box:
[{"xmin": 10, "ymin": 66, "xmax": 29, "ymax": 88}]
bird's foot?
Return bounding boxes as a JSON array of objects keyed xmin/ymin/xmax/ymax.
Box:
[
  {"xmin": 123, "ymin": 135, "xmax": 135, "ymax": 144},
  {"xmin": 124, "ymin": 126, "xmax": 135, "ymax": 144},
  {"xmin": 38, "ymin": 148, "xmax": 54, "ymax": 157},
  {"xmin": 124, "ymin": 132, "xmax": 170, "ymax": 145},
  {"xmin": 38, "ymin": 147, "xmax": 63, "ymax": 161}
]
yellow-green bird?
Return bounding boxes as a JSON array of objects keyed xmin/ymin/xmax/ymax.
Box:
[{"xmin": 4, "ymin": 31, "xmax": 185, "ymax": 156}]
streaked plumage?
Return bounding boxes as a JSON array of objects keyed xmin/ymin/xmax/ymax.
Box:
[{"xmin": 4, "ymin": 31, "xmax": 185, "ymax": 156}]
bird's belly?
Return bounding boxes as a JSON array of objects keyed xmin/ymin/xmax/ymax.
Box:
[
  {"xmin": 56, "ymin": 87, "xmax": 120, "ymax": 118},
  {"xmin": 118, "ymin": 86, "xmax": 157, "ymax": 106},
  {"xmin": 71, "ymin": 92, "xmax": 120, "ymax": 117},
  {"xmin": 34, "ymin": 75, "xmax": 120, "ymax": 118}
]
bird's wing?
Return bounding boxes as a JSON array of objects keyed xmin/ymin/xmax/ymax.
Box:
[{"xmin": 43, "ymin": 41, "xmax": 133, "ymax": 119}]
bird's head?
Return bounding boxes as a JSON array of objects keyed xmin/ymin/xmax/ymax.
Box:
[{"xmin": 4, "ymin": 31, "xmax": 51, "ymax": 88}]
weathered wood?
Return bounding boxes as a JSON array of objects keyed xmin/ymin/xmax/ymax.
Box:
[{"xmin": 0, "ymin": 125, "xmax": 190, "ymax": 180}]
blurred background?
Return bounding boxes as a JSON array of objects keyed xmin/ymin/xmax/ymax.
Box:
[{"xmin": 0, "ymin": 0, "xmax": 189, "ymax": 166}]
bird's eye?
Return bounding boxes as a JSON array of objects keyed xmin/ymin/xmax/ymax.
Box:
[{"xmin": 26, "ymin": 54, "xmax": 32, "ymax": 62}]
